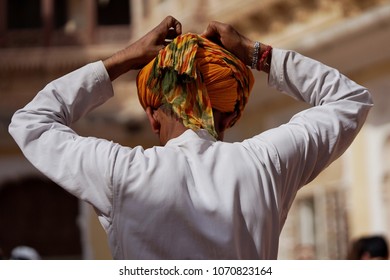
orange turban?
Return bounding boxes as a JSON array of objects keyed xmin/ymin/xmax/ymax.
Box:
[{"xmin": 136, "ymin": 33, "xmax": 254, "ymax": 138}]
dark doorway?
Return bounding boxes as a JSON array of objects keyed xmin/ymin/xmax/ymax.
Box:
[
  {"xmin": 0, "ymin": 176, "xmax": 82, "ymax": 259},
  {"xmin": 7, "ymin": 0, "xmax": 42, "ymax": 29},
  {"xmin": 97, "ymin": 0, "xmax": 131, "ymax": 26}
]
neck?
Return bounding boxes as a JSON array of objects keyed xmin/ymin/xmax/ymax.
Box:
[
  {"xmin": 156, "ymin": 108, "xmax": 227, "ymax": 145},
  {"xmin": 159, "ymin": 116, "xmax": 189, "ymax": 145}
]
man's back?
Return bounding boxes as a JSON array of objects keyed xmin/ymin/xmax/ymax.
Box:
[{"xmin": 107, "ymin": 129, "xmax": 280, "ymax": 259}]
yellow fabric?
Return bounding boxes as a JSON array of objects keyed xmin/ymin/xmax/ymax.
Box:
[{"xmin": 136, "ymin": 33, "xmax": 254, "ymax": 138}]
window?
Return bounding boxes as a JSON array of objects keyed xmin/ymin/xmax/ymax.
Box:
[
  {"xmin": 54, "ymin": 0, "xmax": 67, "ymax": 29},
  {"xmin": 0, "ymin": 177, "xmax": 82, "ymax": 259},
  {"xmin": 97, "ymin": 0, "xmax": 130, "ymax": 26},
  {"xmin": 7, "ymin": 0, "xmax": 42, "ymax": 29}
]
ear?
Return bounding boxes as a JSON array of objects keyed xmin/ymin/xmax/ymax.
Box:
[
  {"xmin": 219, "ymin": 111, "xmax": 238, "ymax": 131},
  {"xmin": 146, "ymin": 107, "xmax": 160, "ymax": 134},
  {"xmin": 213, "ymin": 111, "xmax": 238, "ymax": 141}
]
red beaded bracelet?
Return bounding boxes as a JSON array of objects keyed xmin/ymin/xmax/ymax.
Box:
[{"xmin": 257, "ymin": 45, "xmax": 272, "ymax": 72}]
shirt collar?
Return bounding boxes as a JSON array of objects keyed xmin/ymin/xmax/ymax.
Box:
[{"xmin": 165, "ymin": 129, "xmax": 216, "ymax": 147}]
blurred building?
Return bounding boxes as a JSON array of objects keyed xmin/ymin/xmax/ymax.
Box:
[{"xmin": 0, "ymin": 0, "xmax": 389, "ymax": 259}]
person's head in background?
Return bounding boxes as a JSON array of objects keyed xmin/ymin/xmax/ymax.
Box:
[{"xmin": 348, "ymin": 235, "xmax": 389, "ymax": 260}]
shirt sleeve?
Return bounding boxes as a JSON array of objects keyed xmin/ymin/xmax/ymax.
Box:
[
  {"xmin": 245, "ymin": 48, "xmax": 373, "ymax": 215},
  {"xmin": 9, "ymin": 61, "xmax": 118, "ymax": 221}
]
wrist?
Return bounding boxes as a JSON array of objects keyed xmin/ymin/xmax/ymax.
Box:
[
  {"xmin": 251, "ymin": 41, "xmax": 261, "ymax": 69},
  {"xmin": 250, "ymin": 41, "xmax": 272, "ymax": 73},
  {"xmin": 257, "ymin": 44, "xmax": 272, "ymax": 73}
]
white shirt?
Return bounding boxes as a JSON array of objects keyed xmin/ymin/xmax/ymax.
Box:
[{"xmin": 9, "ymin": 49, "xmax": 373, "ymax": 259}]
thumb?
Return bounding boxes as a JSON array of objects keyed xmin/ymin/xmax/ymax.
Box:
[
  {"xmin": 201, "ymin": 21, "xmax": 219, "ymax": 39},
  {"xmin": 201, "ymin": 22, "xmax": 224, "ymax": 47}
]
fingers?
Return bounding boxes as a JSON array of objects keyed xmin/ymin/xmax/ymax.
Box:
[
  {"xmin": 201, "ymin": 21, "xmax": 227, "ymax": 48},
  {"xmin": 166, "ymin": 28, "xmax": 177, "ymax": 39},
  {"xmin": 201, "ymin": 21, "xmax": 240, "ymax": 49},
  {"xmin": 201, "ymin": 21, "xmax": 222, "ymax": 45},
  {"xmin": 201, "ymin": 21, "xmax": 221, "ymax": 40},
  {"xmin": 165, "ymin": 27, "xmax": 180, "ymax": 44},
  {"xmin": 162, "ymin": 16, "xmax": 182, "ymax": 37},
  {"xmin": 201, "ymin": 21, "xmax": 254, "ymax": 66},
  {"xmin": 152, "ymin": 16, "xmax": 182, "ymax": 47}
]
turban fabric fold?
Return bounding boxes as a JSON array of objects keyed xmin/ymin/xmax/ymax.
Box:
[{"xmin": 136, "ymin": 33, "xmax": 254, "ymax": 138}]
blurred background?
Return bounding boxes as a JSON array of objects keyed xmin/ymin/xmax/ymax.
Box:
[{"xmin": 0, "ymin": 0, "xmax": 389, "ymax": 260}]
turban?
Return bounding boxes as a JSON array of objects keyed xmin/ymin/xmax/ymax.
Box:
[{"xmin": 136, "ymin": 33, "xmax": 254, "ymax": 139}]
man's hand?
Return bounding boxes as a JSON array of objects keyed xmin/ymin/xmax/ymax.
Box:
[
  {"xmin": 201, "ymin": 21, "xmax": 254, "ymax": 67},
  {"xmin": 104, "ymin": 16, "xmax": 182, "ymax": 81},
  {"xmin": 202, "ymin": 21, "xmax": 271, "ymax": 73},
  {"xmin": 131, "ymin": 15, "xmax": 182, "ymax": 67}
]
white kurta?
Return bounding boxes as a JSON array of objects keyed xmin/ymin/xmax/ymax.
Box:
[{"xmin": 9, "ymin": 49, "xmax": 373, "ymax": 259}]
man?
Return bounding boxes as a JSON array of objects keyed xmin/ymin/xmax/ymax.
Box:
[{"xmin": 9, "ymin": 16, "xmax": 372, "ymax": 259}]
